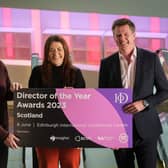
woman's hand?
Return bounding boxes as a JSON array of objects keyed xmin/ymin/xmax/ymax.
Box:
[
  {"xmin": 10, "ymin": 82, "xmax": 22, "ymax": 92},
  {"xmin": 4, "ymin": 133, "xmax": 20, "ymax": 149}
]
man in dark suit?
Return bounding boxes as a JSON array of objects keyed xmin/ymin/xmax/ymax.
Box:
[{"xmin": 99, "ymin": 18, "xmax": 168, "ymax": 168}]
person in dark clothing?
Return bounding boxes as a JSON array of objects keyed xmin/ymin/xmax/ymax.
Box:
[
  {"xmin": 0, "ymin": 60, "xmax": 22, "ymax": 168},
  {"xmin": 156, "ymin": 48, "xmax": 168, "ymax": 79},
  {"xmin": 29, "ymin": 35, "xmax": 85, "ymax": 168},
  {"xmin": 99, "ymin": 18, "xmax": 168, "ymax": 168}
]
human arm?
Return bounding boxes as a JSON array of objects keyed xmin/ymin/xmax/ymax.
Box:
[
  {"xmin": 74, "ymin": 68, "xmax": 86, "ymax": 88},
  {"xmin": 28, "ymin": 66, "xmax": 42, "ymax": 88},
  {"xmin": 124, "ymin": 54, "xmax": 168, "ymax": 114},
  {"xmin": 144, "ymin": 55, "xmax": 168, "ymax": 107},
  {"xmin": 0, "ymin": 61, "xmax": 20, "ymax": 146}
]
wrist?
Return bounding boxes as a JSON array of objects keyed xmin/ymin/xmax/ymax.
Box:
[{"xmin": 143, "ymin": 100, "xmax": 149, "ymax": 108}]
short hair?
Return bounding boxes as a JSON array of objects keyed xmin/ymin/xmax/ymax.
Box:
[{"xmin": 112, "ymin": 18, "xmax": 136, "ymax": 33}]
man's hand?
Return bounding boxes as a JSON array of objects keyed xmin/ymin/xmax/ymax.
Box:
[
  {"xmin": 123, "ymin": 100, "xmax": 145, "ymax": 114},
  {"xmin": 4, "ymin": 133, "xmax": 20, "ymax": 149}
]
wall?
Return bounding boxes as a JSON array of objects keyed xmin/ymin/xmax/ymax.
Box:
[
  {"xmin": 6, "ymin": 65, "xmax": 31, "ymax": 87},
  {"xmin": 1, "ymin": 0, "xmax": 168, "ymax": 17},
  {"xmin": 6, "ymin": 64, "xmax": 98, "ymax": 88}
]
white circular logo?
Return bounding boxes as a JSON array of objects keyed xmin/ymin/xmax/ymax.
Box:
[
  {"xmin": 119, "ymin": 133, "xmax": 128, "ymax": 143},
  {"xmin": 115, "ymin": 92, "xmax": 128, "ymax": 104}
]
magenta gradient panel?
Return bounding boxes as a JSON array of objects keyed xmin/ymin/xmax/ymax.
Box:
[{"xmin": 56, "ymin": 88, "xmax": 133, "ymax": 148}]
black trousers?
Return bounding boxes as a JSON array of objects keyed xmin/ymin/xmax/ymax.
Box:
[
  {"xmin": 0, "ymin": 142, "xmax": 8, "ymax": 168},
  {"xmin": 32, "ymin": 147, "xmax": 39, "ymax": 168},
  {"xmin": 114, "ymin": 129, "xmax": 158, "ymax": 168}
]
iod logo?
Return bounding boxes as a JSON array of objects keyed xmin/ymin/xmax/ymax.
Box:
[{"xmin": 115, "ymin": 92, "xmax": 128, "ymax": 104}]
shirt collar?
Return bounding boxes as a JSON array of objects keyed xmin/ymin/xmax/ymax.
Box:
[{"xmin": 119, "ymin": 47, "xmax": 137, "ymax": 61}]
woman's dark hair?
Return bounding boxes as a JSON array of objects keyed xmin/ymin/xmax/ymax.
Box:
[{"xmin": 41, "ymin": 35, "xmax": 75, "ymax": 87}]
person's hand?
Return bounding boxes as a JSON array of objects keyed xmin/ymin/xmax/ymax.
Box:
[
  {"xmin": 10, "ymin": 82, "xmax": 22, "ymax": 92},
  {"xmin": 4, "ymin": 133, "xmax": 20, "ymax": 149},
  {"xmin": 123, "ymin": 100, "xmax": 145, "ymax": 114}
]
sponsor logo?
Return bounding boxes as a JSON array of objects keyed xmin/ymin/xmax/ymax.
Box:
[
  {"xmin": 97, "ymin": 136, "xmax": 114, "ymax": 141},
  {"xmin": 50, "ymin": 135, "xmax": 56, "ymax": 142},
  {"xmin": 74, "ymin": 136, "xmax": 90, "ymax": 142},
  {"xmin": 115, "ymin": 92, "xmax": 128, "ymax": 104},
  {"xmin": 119, "ymin": 133, "xmax": 128, "ymax": 143},
  {"xmin": 49, "ymin": 135, "xmax": 69, "ymax": 142}
]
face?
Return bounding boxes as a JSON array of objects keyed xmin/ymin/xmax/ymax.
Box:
[
  {"xmin": 48, "ymin": 41, "xmax": 65, "ymax": 66},
  {"xmin": 113, "ymin": 24, "xmax": 135, "ymax": 55}
]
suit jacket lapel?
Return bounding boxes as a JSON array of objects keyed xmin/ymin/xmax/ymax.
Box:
[{"xmin": 114, "ymin": 53, "xmax": 123, "ymax": 88}]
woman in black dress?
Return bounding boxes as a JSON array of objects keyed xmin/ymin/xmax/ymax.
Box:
[
  {"xmin": 0, "ymin": 61, "xmax": 21, "ymax": 168},
  {"xmin": 29, "ymin": 35, "xmax": 85, "ymax": 168}
]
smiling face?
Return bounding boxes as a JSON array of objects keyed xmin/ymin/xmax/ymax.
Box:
[
  {"xmin": 113, "ymin": 24, "xmax": 136, "ymax": 56},
  {"xmin": 48, "ymin": 41, "xmax": 65, "ymax": 66}
]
